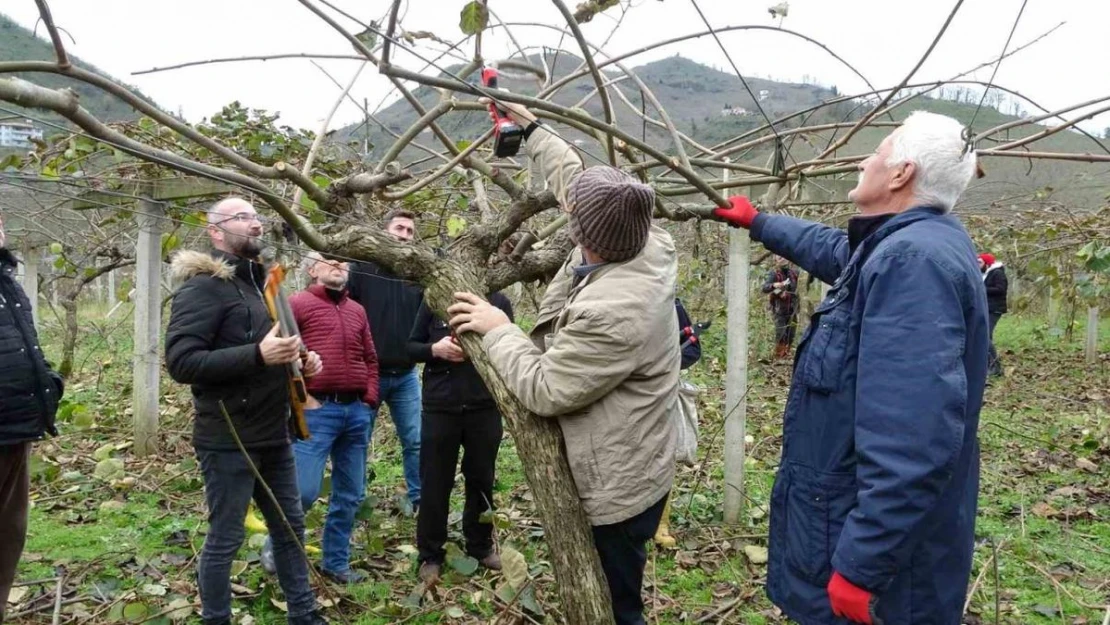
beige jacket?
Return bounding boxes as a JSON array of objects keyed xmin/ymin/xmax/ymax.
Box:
[{"xmin": 482, "ymin": 125, "xmax": 679, "ymax": 526}]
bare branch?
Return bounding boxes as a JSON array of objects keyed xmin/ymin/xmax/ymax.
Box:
[
  {"xmin": 975, "ymin": 150, "xmax": 1110, "ymax": 163},
  {"xmin": 381, "ymin": 0, "xmax": 403, "ymax": 70},
  {"xmin": 378, "ymin": 65, "xmax": 729, "ymax": 206},
  {"xmin": 973, "ymin": 95, "xmax": 1110, "ymax": 143},
  {"xmin": 33, "ymin": 0, "xmax": 70, "ymax": 69},
  {"xmin": 487, "ymin": 227, "xmax": 575, "ymax": 292},
  {"xmin": 291, "ymin": 62, "xmax": 368, "ymax": 212},
  {"xmin": 0, "ymin": 77, "xmax": 325, "ymax": 250},
  {"xmin": 529, "ymin": 24, "xmax": 880, "ymax": 107},
  {"xmin": 551, "ymin": 0, "xmax": 618, "ymax": 165},
  {"xmin": 383, "ymin": 129, "xmax": 494, "ymax": 200},
  {"xmin": 132, "ymin": 53, "xmax": 367, "ymax": 76},
  {"xmin": 332, "ymin": 167, "xmax": 413, "ymax": 196},
  {"xmin": 0, "ymin": 61, "xmax": 330, "ymax": 209},
  {"xmin": 985, "ymin": 102, "xmax": 1110, "ymax": 153},
  {"xmin": 816, "ymin": 0, "xmax": 966, "ymax": 159},
  {"xmin": 375, "ymin": 99, "xmax": 457, "ymax": 172}
]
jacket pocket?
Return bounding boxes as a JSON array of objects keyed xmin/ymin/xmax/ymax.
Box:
[
  {"xmin": 784, "ymin": 464, "xmax": 856, "ymax": 584},
  {"xmin": 799, "ymin": 308, "xmax": 851, "ymax": 393},
  {"xmin": 560, "ymin": 415, "xmax": 603, "ymax": 497}
]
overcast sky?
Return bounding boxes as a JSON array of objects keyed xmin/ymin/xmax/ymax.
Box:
[{"xmin": 5, "ymin": 0, "xmax": 1109, "ymax": 134}]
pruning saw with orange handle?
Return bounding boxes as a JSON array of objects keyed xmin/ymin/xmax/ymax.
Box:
[{"xmin": 262, "ymin": 264, "xmax": 311, "ymax": 441}]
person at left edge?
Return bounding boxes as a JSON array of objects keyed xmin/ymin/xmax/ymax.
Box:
[{"xmin": 0, "ymin": 209, "xmax": 65, "ymax": 623}]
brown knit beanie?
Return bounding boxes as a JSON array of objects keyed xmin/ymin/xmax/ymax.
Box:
[{"xmin": 566, "ymin": 166, "xmax": 654, "ymax": 262}]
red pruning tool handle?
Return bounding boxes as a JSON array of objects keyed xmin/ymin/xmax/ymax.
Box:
[{"xmin": 482, "ymin": 67, "xmax": 511, "ymax": 122}]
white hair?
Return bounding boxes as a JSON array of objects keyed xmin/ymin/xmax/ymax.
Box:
[
  {"xmin": 886, "ymin": 111, "xmax": 977, "ymax": 213},
  {"xmin": 301, "ymin": 251, "xmax": 324, "ymax": 276}
]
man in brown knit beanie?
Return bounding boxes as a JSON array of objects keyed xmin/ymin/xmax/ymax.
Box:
[{"xmin": 449, "ymin": 100, "xmax": 680, "ymax": 625}]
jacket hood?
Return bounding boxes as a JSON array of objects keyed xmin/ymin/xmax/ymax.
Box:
[{"xmin": 171, "ymin": 250, "xmax": 234, "ymax": 282}]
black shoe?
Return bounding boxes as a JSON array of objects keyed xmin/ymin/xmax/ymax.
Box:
[
  {"xmin": 321, "ymin": 568, "xmax": 367, "ymax": 584},
  {"xmin": 288, "ymin": 610, "xmax": 329, "ymax": 625}
]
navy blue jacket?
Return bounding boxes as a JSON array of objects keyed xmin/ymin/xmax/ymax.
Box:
[{"xmin": 751, "ymin": 207, "xmax": 988, "ymax": 625}]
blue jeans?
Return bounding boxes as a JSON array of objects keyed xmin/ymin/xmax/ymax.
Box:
[
  {"xmin": 196, "ymin": 446, "xmax": 315, "ymax": 621},
  {"xmin": 293, "ymin": 400, "xmax": 375, "ymax": 574},
  {"xmin": 378, "ymin": 369, "xmax": 422, "ymax": 505}
]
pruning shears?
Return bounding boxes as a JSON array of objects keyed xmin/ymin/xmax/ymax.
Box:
[
  {"xmin": 681, "ymin": 320, "xmax": 712, "ymax": 350},
  {"xmin": 481, "ymin": 65, "xmax": 524, "ymax": 158}
]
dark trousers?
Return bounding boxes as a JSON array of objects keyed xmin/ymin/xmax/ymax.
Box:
[
  {"xmin": 773, "ymin": 310, "xmax": 797, "ymax": 347},
  {"xmin": 417, "ymin": 406, "xmax": 503, "ymax": 564},
  {"xmin": 591, "ymin": 495, "xmax": 669, "ymax": 625},
  {"xmin": 0, "ymin": 442, "xmax": 31, "ymax": 623},
  {"xmin": 988, "ymin": 312, "xmax": 1003, "ymax": 375},
  {"xmin": 196, "ymin": 446, "xmax": 316, "ymax": 622}
]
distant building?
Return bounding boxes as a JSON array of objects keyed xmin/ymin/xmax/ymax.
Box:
[
  {"xmin": 721, "ymin": 106, "xmax": 750, "ymax": 117},
  {"xmin": 0, "ymin": 120, "xmax": 43, "ymax": 148},
  {"xmin": 759, "ymin": 89, "xmax": 771, "ymax": 102}
]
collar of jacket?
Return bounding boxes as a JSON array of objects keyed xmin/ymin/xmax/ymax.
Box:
[
  {"xmin": 847, "ymin": 205, "xmax": 945, "ymax": 255},
  {"xmin": 307, "ymin": 282, "xmax": 349, "ymax": 303},
  {"xmin": 0, "ymin": 247, "xmax": 16, "ymax": 271},
  {"xmin": 212, "ymin": 250, "xmax": 266, "ymax": 285},
  {"xmin": 982, "ymin": 261, "xmax": 1004, "ymax": 279}
]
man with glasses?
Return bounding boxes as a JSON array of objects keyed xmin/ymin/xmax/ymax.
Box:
[
  {"xmin": 0, "ymin": 211, "xmax": 66, "ymax": 622},
  {"xmin": 262, "ymin": 252, "xmax": 380, "ymax": 584},
  {"xmin": 166, "ymin": 197, "xmax": 329, "ymax": 625}
]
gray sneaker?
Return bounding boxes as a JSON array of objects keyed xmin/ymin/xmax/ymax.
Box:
[{"xmin": 260, "ymin": 535, "xmax": 276, "ymax": 575}]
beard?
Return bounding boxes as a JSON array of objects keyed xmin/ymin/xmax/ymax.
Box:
[{"xmin": 228, "ymin": 233, "xmax": 263, "ymax": 259}]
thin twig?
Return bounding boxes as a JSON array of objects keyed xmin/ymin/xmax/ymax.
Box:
[
  {"xmin": 290, "ymin": 61, "xmax": 368, "ymax": 213},
  {"xmin": 816, "ymin": 0, "xmax": 966, "ymax": 160},
  {"xmin": 33, "ymin": 0, "xmax": 70, "ymax": 69},
  {"xmin": 51, "ymin": 574, "xmax": 64, "ymax": 625},
  {"xmin": 131, "ymin": 53, "xmax": 366, "ymax": 75},
  {"xmin": 550, "ymin": 0, "xmax": 617, "ymax": 165}
]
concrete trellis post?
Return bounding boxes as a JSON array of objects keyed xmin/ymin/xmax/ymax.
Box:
[
  {"xmin": 723, "ymin": 160, "xmax": 750, "ymax": 525},
  {"xmin": 133, "ymin": 197, "xmax": 163, "ymax": 456}
]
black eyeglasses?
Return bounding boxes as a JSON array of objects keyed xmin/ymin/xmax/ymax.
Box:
[{"xmin": 214, "ymin": 212, "xmax": 267, "ymax": 225}]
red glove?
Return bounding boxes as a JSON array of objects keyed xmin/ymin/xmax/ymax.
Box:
[
  {"xmin": 828, "ymin": 571, "xmax": 874, "ymax": 624},
  {"xmin": 713, "ymin": 196, "xmax": 759, "ymax": 229}
]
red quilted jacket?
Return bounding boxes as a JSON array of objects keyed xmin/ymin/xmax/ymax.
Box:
[{"xmin": 289, "ymin": 284, "xmax": 380, "ymax": 407}]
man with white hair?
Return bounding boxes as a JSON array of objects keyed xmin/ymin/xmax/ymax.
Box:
[
  {"xmin": 260, "ymin": 252, "xmax": 380, "ymax": 584},
  {"xmin": 166, "ymin": 197, "xmax": 328, "ymax": 625},
  {"xmin": 714, "ymin": 111, "xmax": 989, "ymax": 624}
]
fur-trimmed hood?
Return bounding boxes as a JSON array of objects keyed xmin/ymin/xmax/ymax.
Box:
[{"xmin": 170, "ymin": 250, "xmax": 234, "ymax": 282}]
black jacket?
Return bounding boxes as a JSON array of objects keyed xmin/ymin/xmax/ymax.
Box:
[
  {"xmin": 165, "ymin": 250, "xmax": 290, "ymax": 451},
  {"xmin": 983, "ymin": 263, "xmax": 1008, "ymax": 315},
  {"xmin": 408, "ymin": 293, "xmax": 513, "ymax": 411},
  {"xmin": 348, "ymin": 261, "xmax": 424, "ymax": 374},
  {"xmin": 0, "ymin": 248, "xmax": 63, "ymax": 445}
]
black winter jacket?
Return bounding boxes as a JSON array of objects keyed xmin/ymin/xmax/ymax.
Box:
[
  {"xmin": 165, "ymin": 250, "xmax": 290, "ymax": 450},
  {"xmin": 348, "ymin": 261, "xmax": 424, "ymax": 374},
  {"xmin": 983, "ymin": 263, "xmax": 1008, "ymax": 315},
  {"xmin": 407, "ymin": 293, "xmax": 513, "ymax": 411},
  {"xmin": 0, "ymin": 249, "xmax": 63, "ymax": 445}
]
